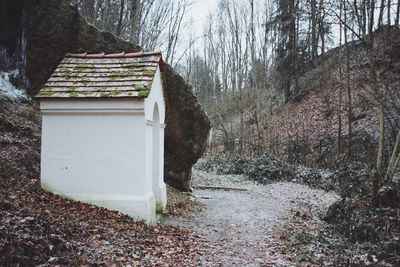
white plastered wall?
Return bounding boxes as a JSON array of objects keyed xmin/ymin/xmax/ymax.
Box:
[
  {"xmin": 40, "ymin": 98, "xmax": 157, "ymax": 223},
  {"xmin": 144, "ymin": 66, "xmax": 167, "ymax": 212}
]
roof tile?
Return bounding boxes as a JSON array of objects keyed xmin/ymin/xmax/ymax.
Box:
[{"xmin": 36, "ymin": 51, "xmax": 162, "ymax": 99}]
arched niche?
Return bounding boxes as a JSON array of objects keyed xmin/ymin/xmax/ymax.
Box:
[{"xmin": 152, "ymin": 102, "xmax": 160, "ymax": 198}]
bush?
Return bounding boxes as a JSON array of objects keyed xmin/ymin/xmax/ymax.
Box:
[{"xmin": 197, "ymin": 153, "xmax": 293, "ymax": 184}]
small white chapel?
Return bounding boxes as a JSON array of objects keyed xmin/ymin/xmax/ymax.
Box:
[{"xmin": 36, "ymin": 51, "xmax": 167, "ymax": 223}]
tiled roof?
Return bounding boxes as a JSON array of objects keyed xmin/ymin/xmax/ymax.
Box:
[{"xmin": 36, "ymin": 51, "xmax": 162, "ymax": 98}]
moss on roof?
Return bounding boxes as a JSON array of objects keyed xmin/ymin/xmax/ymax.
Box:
[
  {"xmin": 36, "ymin": 52, "xmax": 162, "ymax": 99},
  {"xmin": 137, "ymin": 84, "xmax": 152, "ymax": 97}
]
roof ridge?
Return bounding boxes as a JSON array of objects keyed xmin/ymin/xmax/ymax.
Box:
[{"xmin": 66, "ymin": 51, "xmax": 162, "ymax": 59}]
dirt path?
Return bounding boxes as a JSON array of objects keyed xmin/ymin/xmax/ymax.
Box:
[{"xmin": 166, "ymin": 169, "xmax": 339, "ymax": 266}]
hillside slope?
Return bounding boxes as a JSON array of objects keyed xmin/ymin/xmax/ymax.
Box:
[{"xmin": 248, "ymin": 29, "xmax": 400, "ymax": 170}]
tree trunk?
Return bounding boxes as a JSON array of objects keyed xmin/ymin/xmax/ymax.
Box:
[
  {"xmin": 376, "ymin": 103, "xmax": 385, "ymax": 172},
  {"xmin": 362, "ymin": 0, "xmax": 367, "ymax": 36},
  {"xmin": 311, "ymin": 0, "xmax": 318, "ymax": 60},
  {"xmin": 131, "ymin": 0, "xmax": 140, "ymax": 43},
  {"xmin": 343, "ymin": 0, "xmax": 352, "ymax": 159},
  {"xmin": 380, "ymin": 0, "xmax": 385, "ymax": 28},
  {"xmin": 367, "ymin": 0, "xmax": 386, "ymax": 200},
  {"xmin": 84, "ymin": 0, "xmax": 96, "ymax": 24},
  {"xmin": 116, "ymin": 0, "xmax": 125, "ymax": 36},
  {"xmin": 378, "ymin": 0, "xmax": 385, "ymax": 28},
  {"xmin": 337, "ymin": 1, "xmax": 343, "ymax": 155}
]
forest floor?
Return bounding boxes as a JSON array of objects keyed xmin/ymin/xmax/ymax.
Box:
[
  {"xmin": 167, "ymin": 169, "xmax": 339, "ymax": 266},
  {"xmin": 1, "ymin": 96, "xmax": 392, "ymax": 266}
]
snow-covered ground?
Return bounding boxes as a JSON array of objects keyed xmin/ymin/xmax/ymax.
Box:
[
  {"xmin": 0, "ymin": 70, "xmax": 28, "ymax": 100},
  {"xmin": 167, "ymin": 168, "xmax": 339, "ymax": 266}
]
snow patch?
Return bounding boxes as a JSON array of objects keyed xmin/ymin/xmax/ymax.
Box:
[{"xmin": 0, "ymin": 70, "xmax": 28, "ymax": 100}]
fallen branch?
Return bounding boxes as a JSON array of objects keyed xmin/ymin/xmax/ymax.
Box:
[{"xmin": 192, "ymin": 185, "xmax": 248, "ymax": 191}]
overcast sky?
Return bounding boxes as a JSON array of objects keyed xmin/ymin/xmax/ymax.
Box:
[{"xmin": 186, "ymin": 0, "xmax": 218, "ymax": 37}]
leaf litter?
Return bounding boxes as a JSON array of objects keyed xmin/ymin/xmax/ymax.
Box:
[{"xmin": 0, "ymin": 94, "xmax": 202, "ymax": 266}]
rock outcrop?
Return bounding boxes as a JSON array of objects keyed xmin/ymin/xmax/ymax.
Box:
[
  {"xmin": 1, "ymin": 0, "xmax": 210, "ymax": 191},
  {"xmin": 163, "ymin": 65, "xmax": 210, "ymax": 191}
]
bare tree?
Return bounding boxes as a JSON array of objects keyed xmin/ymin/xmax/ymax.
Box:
[
  {"xmin": 75, "ymin": 0, "xmax": 190, "ymax": 65},
  {"xmin": 343, "ymin": 0, "xmax": 353, "ymax": 159},
  {"xmin": 116, "ymin": 0, "xmax": 125, "ymax": 36},
  {"xmin": 337, "ymin": 1, "xmax": 344, "ymax": 155}
]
